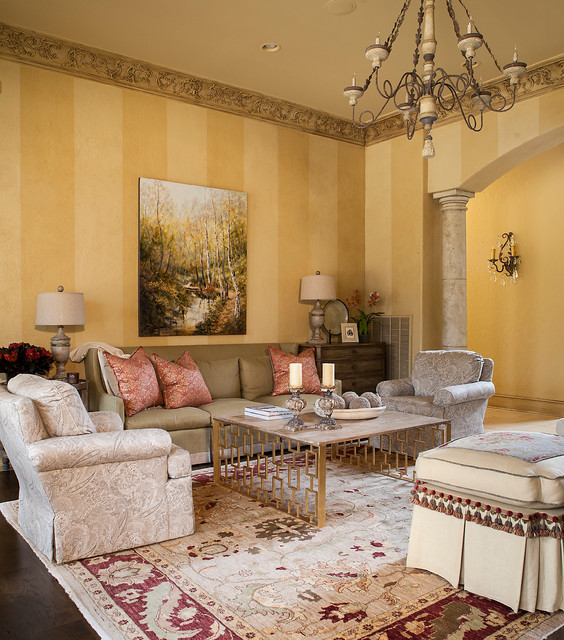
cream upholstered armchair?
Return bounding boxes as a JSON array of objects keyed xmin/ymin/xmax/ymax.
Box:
[
  {"xmin": 0, "ymin": 374, "xmax": 194, "ymax": 564},
  {"xmin": 376, "ymin": 350, "xmax": 495, "ymax": 442}
]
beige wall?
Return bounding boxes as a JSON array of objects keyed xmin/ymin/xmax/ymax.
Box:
[
  {"xmin": 365, "ymin": 135, "xmax": 441, "ymax": 355},
  {"xmin": 467, "ymin": 143, "xmax": 564, "ymax": 413},
  {"xmin": 0, "ymin": 60, "xmax": 365, "ymax": 367},
  {"xmin": 3, "ymin": 55, "xmax": 563, "ymax": 412}
]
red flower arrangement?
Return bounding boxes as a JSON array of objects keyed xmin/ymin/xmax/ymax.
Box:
[{"xmin": 0, "ymin": 342, "xmax": 53, "ymax": 380}]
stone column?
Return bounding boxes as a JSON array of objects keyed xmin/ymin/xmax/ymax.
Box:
[{"xmin": 432, "ymin": 189, "xmax": 475, "ymax": 351}]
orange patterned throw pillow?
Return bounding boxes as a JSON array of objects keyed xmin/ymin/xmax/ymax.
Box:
[
  {"xmin": 152, "ymin": 352, "xmax": 212, "ymax": 409},
  {"xmin": 268, "ymin": 346, "xmax": 322, "ymax": 396},
  {"xmin": 104, "ymin": 347, "xmax": 163, "ymax": 417}
]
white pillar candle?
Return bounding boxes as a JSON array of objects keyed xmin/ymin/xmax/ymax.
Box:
[
  {"xmin": 322, "ymin": 363, "xmax": 335, "ymax": 387},
  {"xmin": 289, "ymin": 362, "xmax": 302, "ymax": 388}
]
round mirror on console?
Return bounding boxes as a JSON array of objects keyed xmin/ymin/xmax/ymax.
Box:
[{"xmin": 323, "ymin": 299, "xmax": 349, "ymax": 342}]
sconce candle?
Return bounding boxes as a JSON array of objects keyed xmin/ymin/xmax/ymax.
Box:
[
  {"xmin": 322, "ymin": 363, "xmax": 335, "ymax": 387},
  {"xmin": 488, "ymin": 232, "xmax": 520, "ymax": 283},
  {"xmin": 289, "ymin": 362, "xmax": 303, "ymax": 388}
]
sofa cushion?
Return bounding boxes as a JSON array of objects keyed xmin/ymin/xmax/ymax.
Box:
[
  {"xmin": 104, "ymin": 347, "xmax": 163, "ymax": 417},
  {"xmin": 268, "ymin": 346, "xmax": 321, "ymax": 396},
  {"xmin": 416, "ymin": 431, "xmax": 564, "ymax": 508},
  {"xmin": 240, "ymin": 356, "xmax": 273, "ymax": 400},
  {"xmin": 152, "ymin": 352, "xmax": 212, "ymax": 409},
  {"xmin": 196, "ymin": 358, "xmax": 241, "ymax": 399},
  {"xmin": 8, "ymin": 374, "xmax": 96, "ymax": 438},
  {"xmin": 125, "ymin": 405, "xmax": 211, "ymax": 432},
  {"xmin": 412, "ymin": 350, "xmax": 483, "ymax": 397},
  {"xmin": 199, "ymin": 397, "xmax": 264, "ymax": 418}
]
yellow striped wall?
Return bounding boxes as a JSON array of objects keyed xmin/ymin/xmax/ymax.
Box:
[{"xmin": 0, "ymin": 60, "xmax": 365, "ymax": 362}]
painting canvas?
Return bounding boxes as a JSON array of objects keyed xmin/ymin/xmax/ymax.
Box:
[{"xmin": 138, "ymin": 178, "xmax": 247, "ymax": 336}]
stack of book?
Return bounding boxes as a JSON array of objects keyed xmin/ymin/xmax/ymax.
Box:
[{"xmin": 244, "ymin": 404, "xmax": 292, "ymax": 420}]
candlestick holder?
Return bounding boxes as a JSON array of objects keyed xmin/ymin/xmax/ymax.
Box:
[
  {"xmin": 284, "ymin": 387, "xmax": 307, "ymax": 431},
  {"xmin": 316, "ymin": 385, "xmax": 341, "ymax": 430}
]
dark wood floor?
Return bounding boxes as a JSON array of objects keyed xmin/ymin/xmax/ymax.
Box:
[{"xmin": 0, "ymin": 470, "xmax": 99, "ymax": 639}]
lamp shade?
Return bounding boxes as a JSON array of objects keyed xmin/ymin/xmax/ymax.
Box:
[
  {"xmin": 36, "ymin": 290, "xmax": 85, "ymax": 326},
  {"xmin": 300, "ymin": 273, "xmax": 336, "ymax": 302}
]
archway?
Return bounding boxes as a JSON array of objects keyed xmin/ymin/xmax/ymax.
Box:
[{"xmin": 431, "ymin": 121, "xmax": 564, "ymax": 350}]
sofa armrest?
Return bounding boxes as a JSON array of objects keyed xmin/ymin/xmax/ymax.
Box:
[
  {"xmin": 377, "ymin": 378, "xmax": 414, "ymax": 397},
  {"xmin": 98, "ymin": 392, "xmax": 125, "ymax": 422},
  {"xmin": 90, "ymin": 411, "xmax": 124, "ymax": 433},
  {"xmin": 433, "ymin": 381, "xmax": 496, "ymax": 408},
  {"xmin": 27, "ymin": 428, "xmax": 172, "ymax": 472}
]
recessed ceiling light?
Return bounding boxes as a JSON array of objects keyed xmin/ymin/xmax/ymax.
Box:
[
  {"xmin": 325, "ymin": 0, "xmax": 357, "ymax": 16},
  {"xmin": 261, "ymin": 43, "xmax": 281, "ymax": 53}
]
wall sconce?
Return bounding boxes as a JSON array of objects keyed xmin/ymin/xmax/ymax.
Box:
[{"xmin": 488, "ymin": 232, "xmax": 520, "ymax": 284}]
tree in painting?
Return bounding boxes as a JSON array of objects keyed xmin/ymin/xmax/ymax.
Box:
[{"xmin": 139, "ymin": 179, "xmax": 247, "ymax": 336}]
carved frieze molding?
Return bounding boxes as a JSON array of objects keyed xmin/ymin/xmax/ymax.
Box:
[
  {"xmin": 365, "ymin": 55, "xmax": 564, "ymax": 146},
  {"xmin": 1, "ymin": 22, "xmax": 562, "ymax": 149},
  {"xmin": 0, "ymin": 22, "xmax": 365, "ymax": 146}
]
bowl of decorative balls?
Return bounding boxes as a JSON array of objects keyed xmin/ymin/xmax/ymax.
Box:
[{"xmin": 314, "ymin": 391, "xmax": 386, "ymax": 420}]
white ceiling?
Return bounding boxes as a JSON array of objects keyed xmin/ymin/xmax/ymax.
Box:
[{"xmin": 1, "ymin": 0, "xmax": 563, "ymax": 120}]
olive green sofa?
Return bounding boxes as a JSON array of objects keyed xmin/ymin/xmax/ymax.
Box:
[{"xmin": 84, "ymin": 343, "xmax": 327, "ymax": 465}]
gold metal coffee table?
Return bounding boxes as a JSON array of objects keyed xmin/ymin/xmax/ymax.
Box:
[{"xmin": 212, "ymin": 410, "xmax": 451, "ymax": 527}]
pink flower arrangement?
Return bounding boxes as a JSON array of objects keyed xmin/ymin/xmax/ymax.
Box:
[{"xmin": 346, "ymin": 289, "xmax": 383, "ymax": 335}]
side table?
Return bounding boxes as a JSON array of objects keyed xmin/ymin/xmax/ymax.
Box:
[
  {"xmin": 299, "ymin": 342, "xmax": 386, "ymax": 394},
  {"xmin": 68, "ymin": 380, "xmax": 89, "ymax": 410}
]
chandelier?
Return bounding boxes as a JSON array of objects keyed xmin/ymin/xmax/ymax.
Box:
[{"xmin": 343, "ymin": 0, "xmax": 527, "ymax": 157}]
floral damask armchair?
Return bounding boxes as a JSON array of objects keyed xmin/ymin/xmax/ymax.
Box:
[
  {"xmin": 0, "ymin": 374, "xmax": 194, "ymax": 563},
  {"xmin": 376, "ymin": 350, "xmax": 495, "ymax": 443}
]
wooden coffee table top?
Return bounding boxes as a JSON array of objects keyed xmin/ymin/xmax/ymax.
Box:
[{"xmin": 213, "ymin": 410, "xmax": 450, "ymax": 447}]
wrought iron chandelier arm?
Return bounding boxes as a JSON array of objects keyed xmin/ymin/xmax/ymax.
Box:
[
  {"xmin": 483, "ymin": 84, "xmax": 518, "ymax": 113},
  {"xmin": 351, "ymin": 97, "xmax": 394, "ymax": 129}
]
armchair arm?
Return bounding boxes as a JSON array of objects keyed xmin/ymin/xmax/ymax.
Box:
[
  {"xmin": 27, "ymin": 428, "xmax": 172, "ymax": 472},
  {"xmin": 168, "ymin": 444, "xmax": 192, "ymax": 479},
  {"xmin": 433, "ymin": 381, "xmax": 496, "ymax": 408},
  {"xmin": 90, "ymin": 411, "xmax": 123, "ymax": 433},
  {"xmin": 377, "ymin": 377, "xmax": 414, "ymax": 397},
  {"xmin": 98, "ymin": 392, "xmax": 125, "ymax": 422}
]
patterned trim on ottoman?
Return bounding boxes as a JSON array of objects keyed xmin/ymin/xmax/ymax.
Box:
[{"xmin": 411, "ymin": 483, "xmax": 564, "ymax": 539}]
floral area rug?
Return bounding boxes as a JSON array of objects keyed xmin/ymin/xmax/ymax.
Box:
[{"xmin": 2, "ymin": 462, "xmax": 563, "ymax": 640}]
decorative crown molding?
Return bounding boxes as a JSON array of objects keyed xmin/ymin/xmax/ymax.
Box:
[
  {"xmin": 0, "ymin": 22, "xmax": 562, "ymax": 148},
  {"xmin": 0, "ymin": 22, "xmax": 365, "ymax": 146}
]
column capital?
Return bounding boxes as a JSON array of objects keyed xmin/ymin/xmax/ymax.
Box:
[{"xmin": 432, "ymin": 188, "xmax": 475, "ymax": 209}]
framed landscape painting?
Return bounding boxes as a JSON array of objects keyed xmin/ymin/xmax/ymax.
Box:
[{"xmin": 138, "ymin": 178, "xmax": 247, "ymax": 337}]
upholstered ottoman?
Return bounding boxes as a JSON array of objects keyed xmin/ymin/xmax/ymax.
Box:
[{"xmin": 407, "ymin": 431, "xmax": 564, "ymax": 612}]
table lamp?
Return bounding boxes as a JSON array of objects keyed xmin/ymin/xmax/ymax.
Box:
[
  {"xmin": 300, "ymin": 271, "xmax": 336, "ymax": 344},
  {"xmin": 36, "ymin": 286, "xmax": 85, "ymax": 380}
]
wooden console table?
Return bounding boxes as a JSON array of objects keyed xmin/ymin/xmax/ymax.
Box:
[{"xmin": 299, "ymin": 342, "xmax": 386, "ymax": 394}]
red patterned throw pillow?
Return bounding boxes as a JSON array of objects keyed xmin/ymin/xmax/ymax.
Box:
[
  {"xmin": 268, "ymin": 346, "xmax": 322, "ymax": 396},
  {"xmin": 104, "ymin": 347, "xmax": 163, "ymax": 417},
  {"xmin": 152, "ymin": 352, "xmax": 212, "ymax": 409}
]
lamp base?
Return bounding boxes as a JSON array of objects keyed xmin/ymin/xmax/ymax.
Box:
[
  {"xmin": 50, "ymin": 326, "xmax": 70, "ymax": 381},
  {"xmin": 308, "ymin": 301, "xmax": 327, "ymax": 345}
]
